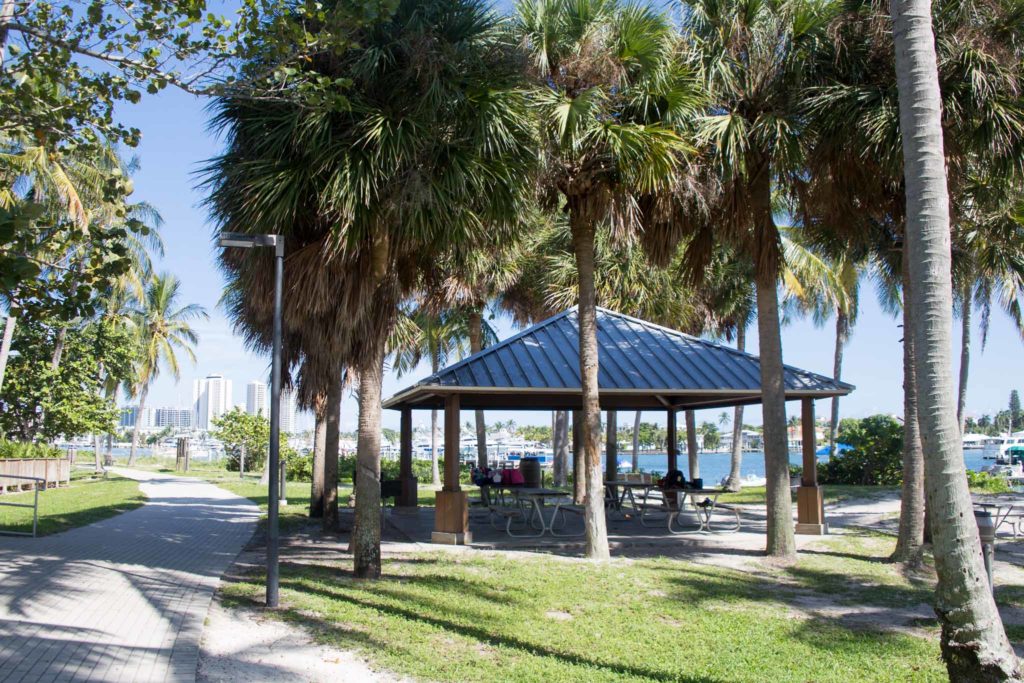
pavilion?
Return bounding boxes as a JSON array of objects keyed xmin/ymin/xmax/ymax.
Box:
[{"xmin": 382, "ymin": 307, "xmax": 854, "ymax": 545}]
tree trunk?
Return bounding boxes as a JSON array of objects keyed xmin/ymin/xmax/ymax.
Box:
[
  {"xmin": 430, "ymin": 352, "xmax": 441, "ymax": 486},
  {"xmin": 893, "ymin": 252, "xmax": 925, "ymax": 563},
  {"xmin": 353, "ymin": 342, "xmax": 385, "ymax": 579},
  {"xmin": 309, "ymin": 393, "xmax": 327, "ymax": 518},
  {"xmin": 891, "ymin": 1, "xmax": 1020, "ymax": 676},
  {"xmin": 571, "ymin": 211, "xmax": 610, "ymax": 560},
  {"xmin": 93, "ymin": 433, "xmax": 103, "ymax": 473},
  {"xmin": 957, "ymin": 282, "xmax": 972, "ymax": 433},
  {"xmin": 468, "ymin": 308, "xmax": 488, "ymax": 469},
  {"xmin": 751, "ymin": 150, "xmax": 796, "ymax": 560},
  {"xmin": 553, "ymin": 410, "xmax": 569, "ymax": 486},
  {"xmin": 50, "ymin": 327, "xmax": 68, "ymax": 371},
  {"xmin": 726, "ymin": 324, "xmax": 747, "ymax": 491},
  {"xmin": 632, "ymin": 410, "xmax": 641, "ymax": 472},
  {"xmin": 0, "ymin": 0, "xmax": 16, "ymax": 69},
  {"xmin": 0, "ymin": 309, "xmax": 16, "ymax": 394},
  {"xmin": 685, "ymin": 410, "xmax": 699, "ymax": 480},
  {"xmin": 322, "ymin": 371, "xmax": 342, "ymax": 532},
  {"xmin": 829, "ymin": 311, "xmax": 847, "ymax": 456},
  {"xmin": 127, "ymin": 385, "xmax": 149, "ymax": 466}
]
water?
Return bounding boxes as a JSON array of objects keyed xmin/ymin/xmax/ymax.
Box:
[{"xmin": 621, "ymin": 448, "xmax": 996, "ymax": 486}]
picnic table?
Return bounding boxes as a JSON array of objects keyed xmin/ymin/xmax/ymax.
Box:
[
  {"xmin": 635, "ymin": 485, "xmax": 741, "ymax": 533},
  {"xmin": 604, "ymin": 480, "xmax": 655, "ymax": 512},
  {"xmin": 975, "ymin": 501, "xmax": 1022, "ymax": 538}
]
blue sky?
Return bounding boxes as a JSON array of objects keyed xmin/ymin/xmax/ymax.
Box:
[{"xmin": 118, "ymin": 87, "xmax": 1024, "ymax": 433}]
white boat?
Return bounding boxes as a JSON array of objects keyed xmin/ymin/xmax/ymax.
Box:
[
  {"xmin": 962, "ymin": 433, "xmax": 989, "ymax": 450},
  {"xmin": 718, "ymin": 474, "xmax": 767, "ymax": 488}
]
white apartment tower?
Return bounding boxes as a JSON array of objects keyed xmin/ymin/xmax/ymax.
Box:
[
  {"xmin": 192, "ymin": 374, "xmax": 233, "ymax": 430},
  {"xmin": 280, "ymin": 388, "xmax": 296, "ymax": 435},
  {"xmin": 246, "ymin": 381, "xmax": 268, "ymax": 417}
]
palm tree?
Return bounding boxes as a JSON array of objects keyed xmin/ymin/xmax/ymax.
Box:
[
  {"xmin": 126, "ymin": 272, "xmax": 207, "ymax": 465},
  {"xmin": 781, "ymin": 231, "xmax": 863, "ymax": 456},
  {"xmin": 513, "ymin": 0, "xmax": 703, "ymax": 558},
  {"xmin": 392, "ymin": 308, "xmax": 496, "ymax": 486},
  {"xmin": 890, "ymin": 0, "xmax": 1020, "ymax": 677},
  {"xmin": 680, "ymin": 0, "xmax": 836, "ymax": 558}
]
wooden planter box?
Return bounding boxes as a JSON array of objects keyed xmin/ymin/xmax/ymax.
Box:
[{"xmin": 0, "ymin": 458, "xmax": 71, "ymax": 493}]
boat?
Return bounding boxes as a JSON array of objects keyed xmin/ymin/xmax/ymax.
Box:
[
  {"xmin": 962, "ymin": 433, "xmax": 989, "ymax": 450},
  {"xmin": 815, "ymin": 443, "xmax": 853, "ymax": 456},
  {"xmin": 718, "ymin": 474, "xmax": 767, "ymax": 488}
]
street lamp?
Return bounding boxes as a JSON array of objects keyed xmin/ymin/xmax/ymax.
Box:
[{"xmin": 218, "ymin": 231, "xmax": 284, "ymax": 608}]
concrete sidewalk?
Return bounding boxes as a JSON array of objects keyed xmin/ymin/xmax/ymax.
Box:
[{"xmin": 0, "ymin": 469, "xmax": 258, "ymax": 682}]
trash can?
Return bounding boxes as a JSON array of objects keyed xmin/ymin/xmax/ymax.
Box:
[{"xmin": 520, "ymin": 457, "xmax": 542, "ymax": 488}]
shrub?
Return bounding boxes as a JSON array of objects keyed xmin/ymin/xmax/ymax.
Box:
[
  {"xmin": 286, "ymin": 453, "xmax": 313, "ymax": 482},
  {"xmin": 0, "ymin": 440, "xmax": 64, "ymax": 459},
  {"xmin": 818, "ymin": 415, "xmax": 903, "ymax": 486},
  {"xmin": 966, "ymin": 470, "xmax": 1012, "ymax": 494}
]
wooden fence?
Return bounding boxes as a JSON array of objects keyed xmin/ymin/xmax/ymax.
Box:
[{"xmin": 0, "ymin": 458, "xmax": 71, "ymax": 493}]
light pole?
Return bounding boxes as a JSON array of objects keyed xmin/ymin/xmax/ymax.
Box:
[{"xmin": 217, "ymin": 231, "xmax": 284, "ymax": 608}]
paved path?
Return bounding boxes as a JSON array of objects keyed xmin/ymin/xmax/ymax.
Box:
[{"xmin": 0, "ymin": 469, "xmax": 259, "ymax": 682}]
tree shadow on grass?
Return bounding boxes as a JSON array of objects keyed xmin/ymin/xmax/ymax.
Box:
[{"xmin": 273, "ymin": 573, "xmax": 726, "ymax": 683}]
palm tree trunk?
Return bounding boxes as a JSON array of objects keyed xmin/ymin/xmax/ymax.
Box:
[
  {"xmin": 685, "ymin": 410, "xmax": 699, "ymax": 480},
  {"xmin": 128, "ymin": 385, "xmax": 149, "ymax": 466},
  {"xmin": 0, "ymin": 308, "xmax": 16, "ymax": 394},
  {"xmin": 322, "ymin": 371, "xmax": 342, "ymax": 532},
  {"xmin": 572, "ymin": 410, "xmax": 584, "ymax": 502},
  {"xmin": 751, "ymin": 152, "xmax": 796, "ymax": 560},
  {"xmin": 553, "ymin": 410, "xmax": 569, "ymax": 486},
  {"xmin": 468, "ymin": 308, "xmax": 488, "ymax": 469},
  {"xmin": 829, "ymin": 311, "xmax": 847, "ymax": 456},
  {"xmin": 353, "ymin": 341, "xmax": 385, "ymax": 579},
  {"xmin": 726, "ymin": 325, "xmax": 747, "ymax": 491},
  {"xmin": 571, "ymin": 212, "xmax": 610, "ymax": 560},
  {"xmin": 430, "ymin": 353, "xmax": 441, "ymax": 487},
  {"xmin": 957, "ymin": 282, "xmax": 972, "ymax": 433},
  {"xmin": 632, "ymin": 410, "xmax": 641, "ymax": 472},
  {"xmin": 309, "ymin": 392, "xmax": 327, "ymax": 518},
  {"xmin": 891, "ymin": 1, "xmax": 1019, "ymax": 675},
  {"xmin": 893, "ymin": 254, "xmax": 925, "ymax": 563},
  {"xmin": 605, "ymin": 411, "xmax": 617, "ymax": 481}
]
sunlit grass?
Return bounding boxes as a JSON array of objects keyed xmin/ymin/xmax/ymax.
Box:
[{"xmin": 0, "ymin": 473, "xmax": 144, "ymax": 536}]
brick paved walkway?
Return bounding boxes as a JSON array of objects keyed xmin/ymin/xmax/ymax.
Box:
[{"xmin": 0, "ymin": 469, "xmax": 259, "ymax": 682}]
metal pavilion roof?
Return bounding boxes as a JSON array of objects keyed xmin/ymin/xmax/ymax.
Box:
[{"xmin": 383, "ymin": 307, "xmax": 854, "ymax": 411}]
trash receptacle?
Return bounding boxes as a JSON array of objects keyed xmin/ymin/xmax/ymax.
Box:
[{"xmin": 520, "ymin": 457, "xmax": 542, "ymax": 488}]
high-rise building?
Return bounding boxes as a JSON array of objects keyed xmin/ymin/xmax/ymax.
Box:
[
  {"xmin": 246, "ymin": 381, "xmax": 268, "ymax": 417},
  {"xmin": 280, "ymin": 388, "xmax": 296, "ymax": 434},
  {"xmin": 154, "ymin": 407, "xmax": 192, "ymax": 429},
  {"xmin": 119, "ymin": 406, "xmax": 156, "ymax": 429},
  {"xmin": 192, "ymin": 374, "xmax": 233, "ymax": 430}
]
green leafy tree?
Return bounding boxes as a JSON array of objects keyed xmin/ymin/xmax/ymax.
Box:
[
  {"xmin": 0, "ymin": 318, "xmax": 133, "ymax": 440},
  {"xmin": 212, "ymin": 408, "xmax": 271, "ymax": 473},
  {"xmin": 699, "ymin": 422, "xmax": 721, "ymax": 452},
  {"xmin": 1011, "ymin": 390, "xmax": 1022, "ymax": 431}
]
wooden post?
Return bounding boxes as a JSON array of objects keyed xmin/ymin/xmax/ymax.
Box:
[
  {"xmin": 605, "ymin": 410, "xmax": 617, "ymax": 482},
  {"xmin": 433, "ymin": 394, "xmax": 470, "ymax": 544},
  {"xmin": 397, "ymin": 408, "xmax": 417, "ymax": 507},
  {"xmin": 572, "ymin": 409, "xmax": 584, "ymax": 503},
  {"xmin": 796, "ymin": 398, "xmax": 827, "ymax": 534},
  {"xmin": 667, "ymin": 409, "xmax": 678, "ymax": 472}
]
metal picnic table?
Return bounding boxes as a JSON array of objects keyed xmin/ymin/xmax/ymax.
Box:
[
  {"xmin": 506, "ymin": 487, "xmax": 581, "ymax": 537},
  {"xmin": 975, "ymin": 501, "xmax": 1021, "ymax": 538},
  {"xmin": 636, "ymin": 485, "xmax": 741, "ymax": 533}
]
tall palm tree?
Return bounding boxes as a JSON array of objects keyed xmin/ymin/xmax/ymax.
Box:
[
  {"xmin": 392, "ymin": 308, "xmax": 496, "ymax": 486},
  {"xmin": 513, "ymin": 0, "xmax": 703, "ymax": 559},
  {"xmin": 781, "ymin": 231, "xmax": 863, "ymax": 456},
  {"xmin": 890, "ymin": 0, "xmax": 1020, "ymax": 677},
  {"xmin": 681, "ymin": 0, "xmax": 836, "ymax": 559},
  {"xmin": 126, "ymin": 273, "xmax": 206, "ymax": 465}
]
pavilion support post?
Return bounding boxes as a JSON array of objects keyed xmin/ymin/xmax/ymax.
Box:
[
  {"xmin": 605, "ymin": 411, "xmax": 617, "ymax": 481},
  {"xmin": 572, "ymin": 410, "xmax": 585, "ymax": 503},
  {"xmin": 397, "ymin": 408, "xmax": 417, "ymax": 508},
  {"xmin": 796, "ymin": 397, "xmax": 827, "ymax": 535},
  {"xmin": 433, "ymin": 394, "xmax": 471, "ymax": 544},
  {"xmin": 666, "ymin": 409, "xmax": 678, "ymax": 473}
]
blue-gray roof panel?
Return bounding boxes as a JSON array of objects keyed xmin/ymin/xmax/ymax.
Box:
[{"xmin": 394, "ymin": 307, "xmax": 853, "ymax": 398}]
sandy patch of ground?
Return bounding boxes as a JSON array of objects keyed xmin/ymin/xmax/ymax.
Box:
[{"xmin": 198, "ymin": 593, "xmax": 409, "ymax": 683}]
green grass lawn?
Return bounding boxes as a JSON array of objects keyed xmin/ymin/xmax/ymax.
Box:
[
  {"xmin": 0, "ymin": 473, "xmax": 144, "ymax": 536},
  {"xmin": 222, "ymin": 541, "xmax": 948, "ymax": 682},
  {"xmin": 717, "ymin": 484, "xmax": 899, "ymax": 505}
]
